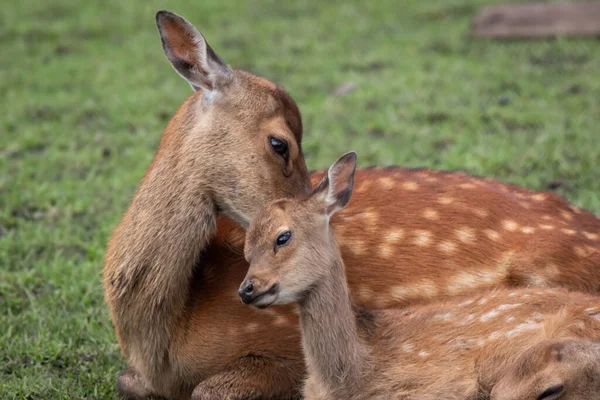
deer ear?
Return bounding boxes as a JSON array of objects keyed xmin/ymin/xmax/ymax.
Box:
[
  {"xmin": 311, "ymin": 152, "xmax": 357, "ymax": 217},
  {"xmin": 156, "ymin": 10, "xmax": 232, "ymax": 93}
]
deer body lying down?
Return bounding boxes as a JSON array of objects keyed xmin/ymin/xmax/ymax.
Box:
[
  {"xmin": 105, "ymin": 10, "xmax": 600, "ymax": 400},
  {"xmin": 240, "ymin": 153, "xmax": 600, "ymax": 400}
]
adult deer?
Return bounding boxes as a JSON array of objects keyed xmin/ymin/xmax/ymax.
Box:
[
  {"xmin": 103, "ymin": 10, "xmax": 311, "ymax": 399},
  {"xmin": 240, "ymin": 152, "xmax": 600, "ymax": 399},
  {"xmin": 104, "ymin": 10, "xmax": 600, "ymax": 400}
]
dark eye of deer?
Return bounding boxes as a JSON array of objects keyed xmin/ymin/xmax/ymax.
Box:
[
  {"xmin": 536, "ymin": 385, "xmax": 564, "ymax": 400},
  {"xmin": 276, "ymin": 231, "xmax": 292, "ymax": 248},
  {"xmin": 269, "ymin": 137, "xmax": 289, "ymax": 161}
]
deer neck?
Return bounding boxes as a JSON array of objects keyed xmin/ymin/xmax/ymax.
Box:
[
  {"xmin": 104, "ymin": 95, "xmax": 219, "ymax": 382},
  {"xmin": 298, "ymin": 239, "xmax": 370, "ymax": 396}
]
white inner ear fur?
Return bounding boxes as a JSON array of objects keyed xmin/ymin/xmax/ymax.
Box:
[{"xmin": 324, "ymin": 167, "xmax": 343, "ymax": 217}]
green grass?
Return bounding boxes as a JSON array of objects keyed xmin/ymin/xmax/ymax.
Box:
[{"xmin": 1, "ymin": 0, "xmax": 599, "ymax": 397}]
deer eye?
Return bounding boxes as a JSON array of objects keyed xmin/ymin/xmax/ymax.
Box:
[
  {"xmin": 537, "ymin": 385, "xmax": 564, "ymax": 400},
  {"xmin": 275, "ymin": 231, "xmax": 292, "ymax": 249},
  {"xmin": 269, "ymin": 136, "xmax": 289, "ymax": 161}
]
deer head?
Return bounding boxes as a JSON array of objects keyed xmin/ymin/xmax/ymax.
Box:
[
  {"xmin": 491, "ymin": 339, "xmax": 600, "ymax": 400},
  {"xmin": 154, "ymin": 10, "xmax": 311, "ymax": 225},
  {"xmin": 239, "ymin": 152, "xmax": 357, "ymax": 307}
]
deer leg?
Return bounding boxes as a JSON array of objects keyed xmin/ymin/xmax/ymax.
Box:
[
  {"xmin": 116, "ymin": 367, "xmax": 154, "ymax": 399},
  {"xmin": 191, "ymin": 355, "xmax": 305, "ymax": 400}
]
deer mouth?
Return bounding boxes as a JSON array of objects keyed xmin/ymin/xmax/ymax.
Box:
[{"xmin": 250, "ymin": 283, "xmax": 280, "ymax": 309}]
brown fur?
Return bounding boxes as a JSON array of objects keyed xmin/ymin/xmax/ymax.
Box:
[
  {"xmin": 105, "ymin": 10, "xmax": 600, "ymax": 400},
  {"xmin": 241, "ymin": 158, "xmax": 600, "ymax": 399},
  {"xmin": 103, "ymin": 11, "xmax": 310, "ymax": 399}
]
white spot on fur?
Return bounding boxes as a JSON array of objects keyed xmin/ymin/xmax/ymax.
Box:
[
  {"xmin": 584, "ymin": 232, "xmax": 599, "ymax": 240},
  {"xmin": 527, "ymin": 274, "xmax": 547, "ymax": 287},
  {"xmin": 402, "ymin": 343, "xmax": 414, "ymax": 353},
  {"xmin": 388, "ymin": 229, "xmax": 405, "ymax": 243},
  {"xmin": 413, "ymin": 230, "xmax": 432, "ymax": 247},
  {"xmin": 351, "ymin": 241, "xmax": 368, "ymax": 256},
  {"xmin": 489, "ymin": 331, "xmax": 501, "ymax": 340},
  {"xmin": 437, "ymin": 196, "xmax": 454, "ymax": 205},
  {"xmin": 574, "ymin": 246, "xmax": 590, "ymax": 257},
  {"xmin": 380, "ymin": 229, "xmax": 405, "ymax": 258},
  {"xmin": 423, "ymin": 209, "xmax": 439, "ymax": 220},
  {"xmin": 473, "ymin": 208, "xmax": 489, "ymax": 218},
  {"xmin": 484, "ymin": 229, "xmax": 500, "ymax": 241},
  {"xmin": 480, "ymin": 309, "xmax": 500, "ymax": 322},
  {"xmin": 480, "ymin": 271, "xmax": 498, "ymax": 284},
  {"xmin": 545, "ymin": 263, "xmax": 560, "ymax": 277},
  {"xmin": 502, "ymin": 220, "xmax": 518, "ymax": 232},
  {"xmin": 518, "ymin": 201, "xmax": 531, "ymax": 209},
  {"xmin": 478, "ymin": 298, "xmax": 487, "ymax": 305},
  {"xmin": 379, "ymin": 177, "xmax": 396, "ymax": 190},
  {"xmin": 455, "ymin": 227, "xmax": 476, "ymax": 244},
  {"xmin": 508, "ymin": 292, "xmax": 517, "ymax": 297},
  {"xmin": 539, "ymin": 224, "xmax": 555, "ymax": 230},
  {"xmin": 438, "ymin": 241, "xmax": 457, "ymax": 254},
  {"xmin": 562, "ymin": 228, "xmax": 576, "ymax": 235},
  {"xmin": 521, "ymin": 226, "xmax": 535, "ymax": 234},
  {"xmin": 531, "ymin": 194, "xmax": 546, "ymax": 201},
  {"xmin": 531, "ymin": 312, "xmax": 544, "ymax": 321},
  {"xmin": 392, "ymin": 280, "xmax": 439, "ymax": 300},
  {"xmin": 357, "ymin": 286, "xmax": 374, "ymax": 301},
  {"xmin": 403, "ymin": 181, "xmax": 419, "ymax": 191},
  {"xmin": 560, "ymin": 211, "xmax": 574, "ymax": 221},
  {"xmin": 418, "ymin": 350, "xmax": 429, "ymax": 358},
  {"xmin": 434, "ymin": 312, "xmax": 455, "ymax": 320},
  {"xmin": 506, "ymin": 322, "xmax": 541, "ymax": 337},
  {"xmin": 355, "ymin": 181, "xmax": 371, "ymax": 194},
  {"xmin": 498, "ymin": 303, "xmax": 523, "ymax": 311},
  {"xmin": 273, "ymin": 316, "xmax": 289, "ymax": 326},
  {"xmin": 448, "ymin": 272, "xmax": 479, "ymax": 294},
  {"xmin": 505, "ymin": 316, "xmax": 516, "ymax": 322}
]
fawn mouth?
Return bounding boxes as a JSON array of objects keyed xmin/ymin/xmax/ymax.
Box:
[{"xmin": 250, "ymin": 283, "xmax": 280, "ymax": 309}]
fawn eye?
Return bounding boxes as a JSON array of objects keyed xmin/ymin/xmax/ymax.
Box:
[
  {"xmin": 537, "ymin": 385, "xmax": 564, "ymax": 400},
  {"xmin": 269, "ymin": 136, "xmax": 289, "ymax": 161},
  {"xmin": 275, "ymin": 231, "xmax": 292, "ymax": 249}
]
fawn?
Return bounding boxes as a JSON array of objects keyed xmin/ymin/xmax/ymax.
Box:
[
  {"xmin": 103, "ymin": 10, "xmax": 311, "ymax": 399},
  {"xmin": 105, "ymin": 10, "xmax": 600, "ymax": 400},
  {"xmin": 240, "ymin": 152, "xmax": 600, "ymax": 400}
]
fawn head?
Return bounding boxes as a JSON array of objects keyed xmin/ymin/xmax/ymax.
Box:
[
  {"xmin": 239, "ymin": 152, "xmax": 357, "ymax": 308},
  {"xmin": 491, "ymin": 339, "xmax": 600, "ymax": 400},
  {"xmin": 155, "ymin": 11, "xmax": 311, "ymax": 225}
]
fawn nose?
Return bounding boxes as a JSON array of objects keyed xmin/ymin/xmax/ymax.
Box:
[{"xmin": 238, "ymin": 280, "xmax": 255, "ymax": 304}]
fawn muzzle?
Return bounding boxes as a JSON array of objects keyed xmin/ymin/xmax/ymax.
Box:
[{"xmin": 238, "ymin": 280, "xmax": 280, "ymax": 308}]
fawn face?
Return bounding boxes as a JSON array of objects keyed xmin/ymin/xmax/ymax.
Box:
[
  {"xmin": 239, "ymin": 152, "xmax": 357, "ymax": 308},
  {"xmin": 156, "ymin": 11, "xmax": 311, "ymax": 225},
  {"xmin": 491, "ymin": 339, "xmax": 600, "ymax": 400}
]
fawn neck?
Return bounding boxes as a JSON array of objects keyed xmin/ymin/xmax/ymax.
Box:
[
  {"xmin": 298, "ymin": 235, "xmax": 370, "ymax": 396},
  {"xmin": 105, "ymin": 94, "xmax": 218, "ymax": 381}
]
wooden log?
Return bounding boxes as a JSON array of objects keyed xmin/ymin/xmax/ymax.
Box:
[{"xmin": 471, "ymin": 2, "xmax": 600, "ymax": 39}]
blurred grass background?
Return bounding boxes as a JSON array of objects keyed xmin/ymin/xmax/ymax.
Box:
[{"xmin": 1, "ymin": 0, "xmax": 599, "ymax": 397}]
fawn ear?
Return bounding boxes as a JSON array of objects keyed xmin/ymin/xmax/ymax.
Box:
[
  {"xmin": 156, "ymin": 10, "xmax": 232, "ymax": 93},
  {"xmin": 311, "ymin": 152, "xmax": 357, "ymax": 217}
]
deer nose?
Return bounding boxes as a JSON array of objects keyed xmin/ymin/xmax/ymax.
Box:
[{"xmin": 238, "ymin": 280, "xmax": 255, "ymax": 304}]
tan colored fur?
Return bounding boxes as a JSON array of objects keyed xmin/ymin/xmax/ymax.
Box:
[
  {"xmin": 105, "ymin": 10, "xmax": 600, "ymax": 400},
  {"xmin": 242, "ymin": 158, "xmax": 600, "ymax": 399},
  {"xmin": 103, "ymin": 10, "xmax": 310, "ymax": 399}
]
